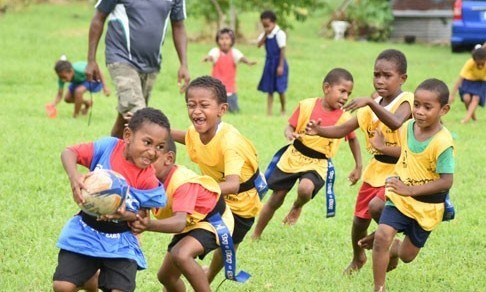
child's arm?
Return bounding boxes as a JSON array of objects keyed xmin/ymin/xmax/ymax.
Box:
[
  {"xmin": 344, "ymin": 97, "xmax": 411, "ymax": 131},
  {"xmin": 171, "ymin": 129, "xmax": 187, "ymax": 145},
  {"xmin": 347, "ymin": 136, "xmax": 363, "ymax": 185},
  {"xmin": 98, "ymin": 70, "xmax": 111, "ymax": 96},
  {"xmin": 61, "ymin": 148, "xmax": 87, "ymax": 204},
  {"xmin": 277, "ymin": 47, "xmax": 286, "ymax": 76},
  {"xmin": 449, "ymin": 77, "xmax": 463, "ymax": 103},
  {"xmin": 130, "ymin": 212, "xmax": 187, "ymax": 234},
  {"xmin": 219, "ymin": 175, "xmax": 240, "ymax": 195},
  {"xmin": 202, "ymin": 55, "xmax": 214, "ymax": 63},
  {"xmin": 257, "ymin": 33, "xmax": 267, "ymax": 48},
  {"xmin": 240, "ymin": 56, "xmax": 257, "ymax": 66},
  {"xmin": 369, "ymin": 128, "xmax": 401, "ymax": 158},
  {"xmin": 306, "ymin": 117, "xmax": 359, "ymax": 139},
  {"xmin": 52, "ymin": 88, "xmax": 64, "ymax": 106},
  {"xmin": 386, "ymin": 174, "xmax": 453, "ymax": 198}
]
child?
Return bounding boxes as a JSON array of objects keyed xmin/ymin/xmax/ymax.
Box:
[
  {"xmin": 172, "ymin": 75, "xmax": 263, "ymax": 283},
  {"xmin": 306, "ymin": 49, "xmax": 413, "ymax": 274},
  {"xmin": 52, "ymin": 107, "xmax": 168, "ymax": 292},
  {"xmin": 130, "ymin": 136, "xmax": 234, "ymax": 292},
  {"xmin": 203, "ymin": 28, "xmax": 257, "ymax": 113},
  {"xmin": 372, "ymin": 78, "xmax": 454, "ymax": 292},
  {"xmin": 257, "ymin": 10, "xmax": 289, "ymax": 116},
  {"xmin": 251, "ymin": 68, "xmax": 363, "ymax": 240},
  {"xmin": 47, "ymin": 56, "xmax": 110, "ymax": 118},
  {"xmin": 449, "ymin": 45, "xmax": 486, "ymax": 123}
]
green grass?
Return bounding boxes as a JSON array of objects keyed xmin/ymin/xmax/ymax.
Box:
[{"xmin": 1, "ymin": 2, "xmax": 485, "ymax": 291}]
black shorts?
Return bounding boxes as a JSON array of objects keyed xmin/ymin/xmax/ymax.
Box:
[
  {"xmin": 168, "ymin": 229, "xmax": 218, "ymax": 260},
  {"xmin": 53, "ymin": 249, "xmax": 137, "ymax": 292},
  {"xmin": 379, "ymin": 204, "xmax": 431, "ymax": 248},
  {"xmin": 232, "ymin": 214, "xmax": 255, "ymax": 244},
  {"xmin": 267, "ymin": 167, "xmax": 325, "ymax": 198}
]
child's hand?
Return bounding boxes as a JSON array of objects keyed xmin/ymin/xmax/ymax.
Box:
[
  {"xmin": 285, "ymin": 131, "xmax": 299, "ymax": 141},
  {"xmin": 276, "ymin": 65, "xmax": 284, "ymax": 76},
  {"xmin": 97, "ymin": 201, "xmax": 127, "ymax": 221},
  {"xmin": 248, "ymin": 60, "xmax": 257, "ymax": 66},
  {"xmin": 202, "ymin": 56, "xmax": 213, "ymax": 63},
  {"xmin": 130, "ymin": 213, "xmax": 151, "ymax": 234},
  {"xmin": 347, "ymin": 167, "xmax": 361, "ymax": 186},
  {"xmin": 369, "ymin": 129, "xmax": 385, "ymax": 152},
  {"xmin": 305, "ymin": 119, "xmax": 322, "ymax": 136},
  {"xmin": 70, "ymin": 172, "xmax": 88, "ymax": 205},
  {"xmin": 103, "ymin": 87, "xmax": 111, "ymax": 97},
  {"xmin": 342, "ymin": 97, "xmax": 371, "ymax": 112},
  {"xmin": 386, "ymin": 176, "xmax": 414, "ymax": 196}
]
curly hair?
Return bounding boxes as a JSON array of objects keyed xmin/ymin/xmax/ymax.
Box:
[
  {"xmin": 185, "ymin": 75, "xmax": 227, "ymax": 104},
  {"xmin": 128, "ymin": 107, "xmax": 171, "ymax": 133}
]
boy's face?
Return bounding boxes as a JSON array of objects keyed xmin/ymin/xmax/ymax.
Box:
[
  {"xmin": 261, "ymin": 18, "xmax": 275, "ymax": 34},
  {"xmin": 413, "ymin": 89, "xmax": 449, "ymax": 129},
  {"xmin": 373, "ymin": 59, "xmax": 407, "ymax": 99},
  {"xmin": 58, "ymin": 69, "xmax": 74, "ymax": 82},
  {"xmin": 123, "ymin": 122, "xmax": 169, "ymax": 169},
  {"xmin": 186, "ymin": 87, "xmax": 227, "ymax": 141},
  {"xmin": 323, "ymin": 79, "xmax": 353, "ymax": 110},
  {"xmin": 218, "ymin": 33, "xmax": 233, "ymax": 52}
]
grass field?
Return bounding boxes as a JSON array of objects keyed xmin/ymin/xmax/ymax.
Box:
[{"xmin": 1, "ymin": 2, "xmax": 485, "ymax": 291}]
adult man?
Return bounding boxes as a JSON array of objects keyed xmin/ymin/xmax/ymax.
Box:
[{"xmin": 86, "ymin": 0, "xmax": 190, "ymax": 137}]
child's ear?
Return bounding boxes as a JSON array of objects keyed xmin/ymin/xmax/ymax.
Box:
[
  {"xmin": 400, "ymin": 73, "xmax": 408, "ymax": 84},
  {"xmin": 218, "ymin": 103, "xmax": 228, "ymax": 117},
  {"xmin": 123, "ymin": 127, "xmax": 133, "ymax": 143},
  {"xmin": 166, "ymin": 151, "xmax": 175, "ymax": 165},
  {"xmin": 440, "ymin": 104, "xmax": 450, "ymax": 116},
  {"xmin": 322, "ymin": 82, "xmax": 331, "ymax": 94}
]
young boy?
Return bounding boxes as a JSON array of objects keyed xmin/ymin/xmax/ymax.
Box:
[
  {"xmin": 251, "ymin": 68, "xmax": 362, "ymax": 240},
  {"xmin": 257, "ymin": 10, "xmax": 289, "ymax": 116},
  {"xmin": 52, "ymin": 108, "xmax": 169, "ymax": 292},
  {"xmin": 48, "ymin": 56, "xmax": 110, "ymax": 118},
  {"xmin": 172, "ymin": 76, "xmax": 263, "ymax": 283},
  {"xmin": 130, "ymin": 137, "xmax": 234, "ymax": 292},
  {"xmin": 372, "ymin": 78, "xmax": 454, "ymax": 292},
  {"xmin": 203, "ymin": 28, "xmax": 257, "ymax": 113},
  {"xmin": 306, "ymin": 49, "xmax": 413, "ymax": 274}
]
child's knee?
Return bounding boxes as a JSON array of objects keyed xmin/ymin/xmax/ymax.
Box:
[
  {"xmin": 373, "ymin": 229, "xmax": 394, "ymax": 251},
  {"xmin": 52, "ymin": 280, "xmax": 76, "ymax": 292},
  {"xmin": 297, "ymin": 180, "xmax": 314, "ymax": 199},
  {"xmin": 267, "ymin": 190, "xmax": 287, "ymax": 208}
]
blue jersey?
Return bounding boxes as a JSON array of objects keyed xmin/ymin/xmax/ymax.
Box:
[{"xmin": 56, "ymin": 137, "xmax": 166, "ymax": 269}]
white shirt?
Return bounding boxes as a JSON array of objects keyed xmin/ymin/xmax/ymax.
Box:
[
  {"xmin": 208, "ymin": 47, "xmax": 244, "ymax": 63},
  {"xmin": 257, "ymin": 25, "xmax": 286, "ymax": 48}
]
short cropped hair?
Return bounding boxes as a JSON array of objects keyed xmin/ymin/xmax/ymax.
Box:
[
  {"xmin": 415, "ymin": 78, "xmax": 449, "ymax": 106},
  {"xmin": 376, "ymin": 49, "xmax": 407, "ymax": 75},
  {"xmin": 472, "ymin": 47, "xmax": 486, "ymax": 61},
  {"xmin": 216, "ymin": 28, "xmax": 235, "ymax": 46},
  {"xmin": 323, "ymin": 68, "xmax": 354, "ymax": 85},
  {"xmin": 260, "ymin": 10, "xmax": 277, "ymax": 22},
  {"xmin": 185, "ymin": 75, "xmax": 227, "ymax": 104},
  {"xmin": 54, "ymin": 60, "xmax": 72, "ymax": 74},
  {"xmin": 128, "ymin": 107, "xmax": 171, "ymax": 133}
]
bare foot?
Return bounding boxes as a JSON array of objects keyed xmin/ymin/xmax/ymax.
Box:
[
  {"xmin": 387, "ymin": 239, "xmax": 400, "ymax": 272},
  {"xmin": 460, "ymin": 118, "xmax": 468, "ymax": 124},
  {"xmin": 282, "ymin": 206, "xmax": 302, "ymax": 226},
  {"xmin": 358, "ymin": 232, "xmax": 375, "ymax": 250},
  {"xmin": 251, "ymin": 233, "xmax": 261, "ymax": 241},
  {"xmin": 343, "ymin": 256, "xmax": 367, "ymax": 275}
]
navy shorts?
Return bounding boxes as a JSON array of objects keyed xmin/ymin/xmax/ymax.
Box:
[
  {"xmin": 168, "ymin": 229, "xmax": 218, "ymax": 260},
  {"xmin": 68, "ymin": 80, "xmax": 103, "ymax": 94},
  {"xmin": 267, "ymin": 167, "xmax": 324, "ymax": 198},
  {"xmin": 232, "ymin": 214, "xmax": 255, "ymax": 244},
  {"xmin": 379, "ymin": 205, "xmax": 431, "ymax": 248},
  {"xmin": 53, "ymin": 249, "xmax": 137, "ymax": 292}
]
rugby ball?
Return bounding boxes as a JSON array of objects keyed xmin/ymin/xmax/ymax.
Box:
[{"xmin": 80, "ymin": 169, "xmax": 129, "ymax": 217}]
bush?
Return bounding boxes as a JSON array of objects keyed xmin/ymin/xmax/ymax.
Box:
[{"xmin": 346, "ymin": 0, "xmax": 394, "ymax": 42}]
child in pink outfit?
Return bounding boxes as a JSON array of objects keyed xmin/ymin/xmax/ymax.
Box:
[{"xmin": 203, "ymin": 28, "xmax": 256, "ymax": 113}]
